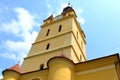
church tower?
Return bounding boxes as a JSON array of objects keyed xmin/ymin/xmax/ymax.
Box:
[
  {"xmin": 2, "ymin": 5, "xmax": 120, "ymax": 80},
  {"xmin": 21, "ymin": 5, "xmax": 86, "ymax": 73}
]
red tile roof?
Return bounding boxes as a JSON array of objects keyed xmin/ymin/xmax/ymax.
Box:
[{"xmin": 8, "ymin": 64, "xmax": 21, "ymax": 73}]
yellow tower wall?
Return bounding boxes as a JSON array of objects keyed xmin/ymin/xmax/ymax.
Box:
[
  {"xmin": 71, "ymin": 33, "xmax": 86, "ymax": 63},
  {"xmin": 72, "ymin": 18, "xmax": 86, "ymax": 59},
  {"xmin": 27, "ymin": 33, "xmax": 72, "ymax": 57},
  {"xmin": 35, "ymin": 17, "xmax": 72, "ymax": 43},
  {"xmin": 21, "ymin": 46, "xmax": 72, "ymax": 73}
]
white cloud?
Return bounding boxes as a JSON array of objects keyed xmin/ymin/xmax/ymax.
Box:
[
  {"xmin": 0, "ymin": 7, "xmax": 39, "ymax": 64},
  {"xmin": 0, "ymin": 52, "xmax": 17, "ymax": 60},
  {"xmin": 1, "ymin": 7, "xmax": 39, "ymax": 37},
  {"xmin": 22, "ymin": 31, "xmax": 38, "ymax": 42},
  {"xmin": 76, "ymin": 8, "xmax": 84, "ymax": 14},
  {"xmin": 0, "ymin": 75, "xmax": 3, "ymax": 79},
  {"xmin": 78, "ymin": 17, "xmax": 85, "ymax": 25},
  {"xmin": 1, "ymin": 19, "xmax": 20, "ymax": 35},
  {"xmin": 14, "ymin": 8, "xmax": 35, "ymax": 32},
  {"xmin": 75, "ymin": 8, "xmax": 85, "ymax": 25},
  {"xmin": 0, "ymin": 51, "xmax": 27, "ymax": 65},
  {"xmin": 0, "ymin": 68, "xmax": 3, "ymax": 79},
  {"xmin": 46, "ymin": 1, "xmax": 53, "ymax": 16},
  {"xmin": 5, "ymin": 40, "xmax": 30, "ymax": 53}
]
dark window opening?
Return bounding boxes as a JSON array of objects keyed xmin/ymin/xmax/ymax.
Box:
[
  {"xmin": 58, "ymin": 25, "xmax": 62, "ymax": 32},
  {"xmin": 46, "ymin": 43, "xmax": 50, "ymax": 50},
  {"xmin": 46, "ymin": 29, "xmax": 50, "ymax": 36},
  {"xmin": 68, "ymin": 14, "xmax": 71, "ymax": 16},
  {"xmin": 40, "ymin": 64, "xmax": 44, "ymax": 70},
  {"xmin": 77, "ymin": 31, "xmax": 78, "ymax": 39}
]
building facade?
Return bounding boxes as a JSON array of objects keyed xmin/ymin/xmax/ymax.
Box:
[{"xmin": 2, "ymin": 6, "xmax": 120, "ymax": 80}]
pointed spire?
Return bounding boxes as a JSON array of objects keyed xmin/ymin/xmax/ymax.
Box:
[
  {"xmin": 62, "ymin": 4, "xmax": 73, "ymax": 15},
  {"xmin": 8, "ymin": 63, "xmax": 21, "ymax": 73}
]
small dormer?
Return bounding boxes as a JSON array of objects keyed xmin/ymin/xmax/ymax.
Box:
[
  {"xmin": 62, "ymin": 6, "xmax": 77, "ymax": 18},
  {"xmin": 44, "ymin": 14, "xmax": 53, "ymax": 24}
]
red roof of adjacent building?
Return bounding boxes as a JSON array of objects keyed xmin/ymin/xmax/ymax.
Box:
[{"xmin": 8, "ymin": 64, "xmax": 21, "ymax": 73}]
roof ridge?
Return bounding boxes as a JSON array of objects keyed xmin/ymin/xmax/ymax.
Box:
[{"xmin": 8, "ymin": 63, "xmax": 21, "ymax": 73}]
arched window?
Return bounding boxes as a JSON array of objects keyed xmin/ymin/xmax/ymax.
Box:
[
  {"xmin": 46, "ymin": 43, "xmax": 50, "ymax": 50},
  {"xmin": 46, "ymin": 29, "xmax": 50, "ymax": 36},
  {"xmin": 40, "ymin": 64, "xmax": 44, "ymax": 70},
  {"xmin": 58, "ymin": 25, "xmax": 62, "ymax": 32}
]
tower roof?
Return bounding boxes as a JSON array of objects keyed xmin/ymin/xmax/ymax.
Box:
[
  {"xmin": 62, "ymin": 6, "xmax": 73, "ymax": 14},
  {"xmin": 8, "ymin": 63, "xmax": 21, "ymax": 73},
  {"xmin": 2, "ymin": 63, "xmax": 21, "ymax": 76},
  {"xmin": 62, "ymin": 6, "xmax": 77, "ymax": 18}
]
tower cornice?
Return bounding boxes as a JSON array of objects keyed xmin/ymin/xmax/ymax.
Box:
[{"xmin": 41, "ymin": 15, "xmax": 75, "ymax": 28}]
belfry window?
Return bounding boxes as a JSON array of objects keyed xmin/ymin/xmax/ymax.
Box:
[
  {"xmin": 46, "ymin": 43, "xmax": 50, "ymax": 50},
  {"xmin": 58, "ymin": 25, "xmax": 62, "ymax": 32},
  {"xmin": 46, "ymin": 29, "xmax": 50, "ymax": 36}
]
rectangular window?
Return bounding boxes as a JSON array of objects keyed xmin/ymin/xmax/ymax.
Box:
[
  {"xmin": 58, "ymin": 25, "xmax": 62, "ymax": 32},
  {"xmin": 46, "ymin": 43, "xmax": 50, "ymax": 50},
  {"xmin": 46, "ymin": 29, "xmax": 50, "ymax": 36}
]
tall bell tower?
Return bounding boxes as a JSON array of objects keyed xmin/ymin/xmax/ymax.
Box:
[{"xmin": 21, "ymin": 6, "xmax": 86, "ymax": 73}]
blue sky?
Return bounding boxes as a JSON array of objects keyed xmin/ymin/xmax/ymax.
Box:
[{"xmin": 0, "ymin": 0, "xmax": 120, "ymax": 78}]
